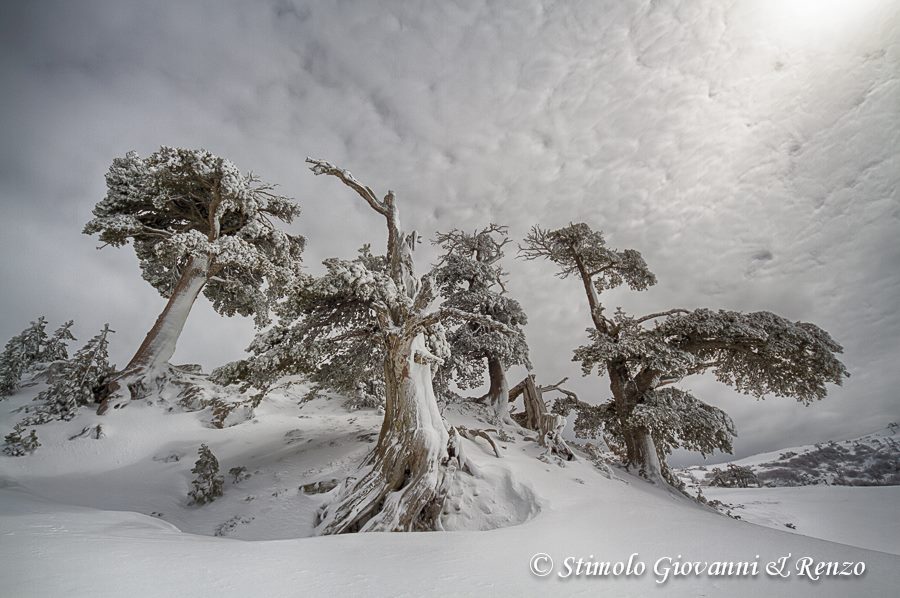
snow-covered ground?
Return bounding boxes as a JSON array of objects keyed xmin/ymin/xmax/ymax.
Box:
[
  {"xmin": 679, "ymin": 425, "xmax": 900, "ymax": 488},
  {"xmin": 673, "ymin": 426, "xmax": 900, "ymax": 556},
  {"xmin": 703, "ymin": 485, "xmax": 900, "ymax": 556},
  {"xmin": 2, "ymin": 379, "xmax": 899, "ymax": 597}
]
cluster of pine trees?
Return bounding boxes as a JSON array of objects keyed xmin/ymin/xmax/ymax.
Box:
[
  {"xmin": 1, "ymin": 318, "xmax": 114, "ymax": 455},
  {"xmin": 0, "ymin": 147, "xmax": 849, "ymax": 532}
]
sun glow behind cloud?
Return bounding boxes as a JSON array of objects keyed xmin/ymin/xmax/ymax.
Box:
[{"xmin": 759, "ymin": 0, "xmax": 887, "ymax": 47}]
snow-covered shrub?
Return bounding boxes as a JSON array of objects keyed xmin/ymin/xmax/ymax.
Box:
[
  {"xmin": 709, "ymin": 464, "xmax": 760, "ymax": 488},
  {"xmin": 188, "ymin": 444, "xmax": 224, "ymax": 505},
  {"xmin": 3, "ymin": 424, "xmax": 40, "ymax": 456}
]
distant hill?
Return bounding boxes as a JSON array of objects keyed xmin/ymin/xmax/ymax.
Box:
[{"xmin": 677, "ymin": 424, "xmax": 900, "ymax": 488}]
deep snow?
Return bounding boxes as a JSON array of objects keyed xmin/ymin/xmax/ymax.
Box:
[{"xmin": 2, "ymin": 379, "xmax": 899, "ymax": 597}]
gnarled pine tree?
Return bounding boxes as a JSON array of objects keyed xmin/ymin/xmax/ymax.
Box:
[
  {"xmin": 522, "ymin": 223, "xmax": 848, "ymax": 484},
  {"xmin": 84, "ymin": 147, "xmax": 304, "ymax": 408},
  {"xmin": 304, "ymin": 158, "xmax": 513, "ymax": 533},
  {"xmin": 431, "ymin": 225, "xmax": 530, "ymax": 424}
]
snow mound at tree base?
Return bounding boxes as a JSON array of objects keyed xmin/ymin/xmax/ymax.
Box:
[{"xmin": 440, "ymin": 461, "xmax": 541, "ymax": 531}]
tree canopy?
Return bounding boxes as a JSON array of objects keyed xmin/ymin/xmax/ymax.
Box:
[{"xmin": 84, "ymin": 147, "xmax": 305, "ymax": 327}]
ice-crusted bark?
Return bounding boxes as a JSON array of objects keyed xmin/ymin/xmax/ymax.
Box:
[
  {"xmin": 128, "ymin": 255, "xmax": 210, "ymax": 372},
  {"xmin": 319, "ymin": 332, "xmax": 450, "ymax": 532}
]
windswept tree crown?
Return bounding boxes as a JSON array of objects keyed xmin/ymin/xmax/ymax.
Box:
[
  {"xmin": 83, "ymin": 147, "xmax": 305, "ymax": 326},
  {"xmin": 521, "ymin": 223, "xmax": 656, "ymax": 293}
]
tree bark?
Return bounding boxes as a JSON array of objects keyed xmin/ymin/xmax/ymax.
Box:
[
  {"xmin": 319, "ymin": 331, "xmax": 450, "ymax": 533},
  {"xmin": 126, "ymin": 255, "xmax": 210, "ymax": 373},
  {"xmin": 608, "ymin": 363, "xmax": 669, "ymax": 482},
  {"xmin": 509, "ymin": 374, "xmax": 574, "ymax": 460},
  {"xmin": 486, "ymin": 356, "xmax": 513, "ymax": 425},
  {"xmin": 307, "ymin": 158, "xmax": 456, "ymax": 533},
  {"xmin": 98, "ymin": 255, "xmax": 209, "ymax": 411}
]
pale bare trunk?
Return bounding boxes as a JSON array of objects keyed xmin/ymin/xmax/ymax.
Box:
[
  {"xmin": 638, "ymin": 429, "xmax": 665, "ymax": 484},
  {"xmin": 319, "ymin": 332, "xmax": 450, "ymax": 533},
  {"xmin": 98, "ymin": 255, "xmax": 208, "ymax": 411},
  {"xmin": 486, "ymin": 356, "xmax": 513, "ymax": 425},
  {"xmin": 127, "ymin": 255, "xmax": 209, "ymax": 373}
]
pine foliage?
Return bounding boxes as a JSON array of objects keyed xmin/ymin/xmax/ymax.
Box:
[
  {"xmin": 83, "ymin": 147, "xmax": 305, "ymax": 327},
  {"xmin": 188, "ymin": 444, "xmax": 224, "ymax": 505},
  {"xmin": 0, "ymin": 317, "xmax": 78, "ymax": 398},
  {"xmin": 3, "ymin": 424, "xmax": 40, "ymax": 457},
  {"xmin": 24, "ymin": 324, "xmax": 115, "ymax": 424},
  {"xmin": 524, "ymin": 222, "xmax": 848, "ymax": 474},
  {"xmin": 431, "ymin": 225, "xmax": 530, "ymax": 393}
]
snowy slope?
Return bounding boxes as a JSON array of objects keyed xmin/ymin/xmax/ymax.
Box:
[
  {"xmin": 671, "ymin": 426, "xmax": 900, "ymax": 556},
  {"xmin": 2, "ymin": 379, "xmax": 899, "ymax": 596},
  {"xmin": 678, "ymin": 425, "xmax": 900, "ymax": 488},
  {"xmin": 700, "ymin": 485, "xmax": 900, "ymax": 556}
]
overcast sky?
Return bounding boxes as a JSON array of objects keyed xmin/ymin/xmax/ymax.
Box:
[{"xmin": 1, "ymin": 0, "xmax": 897, "ymax": 465}]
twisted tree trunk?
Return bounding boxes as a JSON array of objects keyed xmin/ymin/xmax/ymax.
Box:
[
  {"xmin": 319, "ymin": 331, "xmax": 450, "ymax": 533},
  {"xmin": 308, "ymin": 158, "xmax": 459, "ymax": 533},
  {"xmin": 608, "ymin": 363, "xmax": 666, "ymax": 483}
]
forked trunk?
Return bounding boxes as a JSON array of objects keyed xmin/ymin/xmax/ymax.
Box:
[{"xmin": 319, "ymin": 332, "xmax": 451, "ymax": 533}]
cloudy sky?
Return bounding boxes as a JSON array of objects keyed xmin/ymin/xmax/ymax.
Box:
[{"xmin": 1, "ymin": 0, "xmax": 897, "ymax": 465}]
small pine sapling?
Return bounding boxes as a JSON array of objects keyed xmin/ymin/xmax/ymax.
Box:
[
  {"xmin": 43, "ymin": 321, "xmax": 77, "ymax": 363},
  {"xmin": 3, "ymin": 424, "xmax": 40, "ymax": 456},
  {"xmin": 0, "ymin": 317, "xmax": 56, "ymax": 397},
  {"xmin": 26, "ymin": 324, "xmax": 115, "ymax": 424},
  {"xmin": 188, "ymin": 444, "xmax": 224, "ymax": 505}
]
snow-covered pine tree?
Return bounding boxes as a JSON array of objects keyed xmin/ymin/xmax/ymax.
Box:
[
  {"xmin": 0, "ymin": 341, "xmax": 24, "ymax": 397},
  {"xmin": 43, "ymin": 321, "xmax": 76, "ymax": 363},
  {"xmin": 25, "ymin": 324, "xmax": 115, "ymax": 424},
  {"xmin": 431, "ymin": 225, "xmax": 530, "ymax": 425},
  {"xmin": 522, "ymin": 223, "xmax": 848, "ymax": 485},
  {"xmin": 188, "ymin": 443, "xmax": 224, "ymax": 505},
  {"xmin": 0, "ymin": 316, "xmax": 57, "ymax": 397},
  {"xmin": 301, "ymin": 158, "xmax": 515, "ymax": 533},
  {"xmin": 3, "ymin": 423, "xmax": 40, "ymax": 456},
  {"xmin": 83, "ymin": 147, "xmax": 305, "ymax": 408},
  {"xmin": 211, "ymin": 245, "xmax": 389, "ymax": 409}
]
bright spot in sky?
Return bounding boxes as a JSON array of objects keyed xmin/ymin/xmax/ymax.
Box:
[{"xmin": 762, "ymin": 0, "xmax": 886, "ymax": 45}]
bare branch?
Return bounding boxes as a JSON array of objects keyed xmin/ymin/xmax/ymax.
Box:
[
  {"xmin": 418, "ymin": 307, "xmax": 515, "ymax": 334},
  {"xmin": 635, "ymin": 308, "xmax": 691, "ymax": 324},
  {"xmin": 305, "ymin": 157, "xmax": 387, "ymax": 216},
  {"xmin": 456, "ymin": 426, "xmax": 502, "ymax": 458},
  {"xmin": 538, "ymin": 377, "xmax": 580, "ymax": 402}
]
